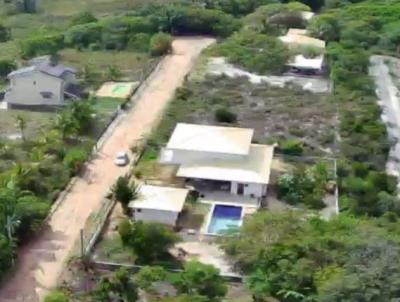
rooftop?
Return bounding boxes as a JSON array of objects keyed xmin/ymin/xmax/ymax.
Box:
[
  {"xmin": 128, "ymin": 185, "xmax": 189, "ymax": 212},
  {"xmin": 279, "ymin": 30, "xmax": 326, "ymax": 49},
  {"xmin": 8, "ymin": 57, "xmax": 77, "ymax": 79},
  {"xmin": 288, "ymin": 54, "xmax": 324, "ymax": 70},
  {"xmin": 166, "ymin": 123, "xmax": 254, "ymax": 155},
  {"xmin": 177, "ymin": 144, "xmax": 274, "ymax": 184}
]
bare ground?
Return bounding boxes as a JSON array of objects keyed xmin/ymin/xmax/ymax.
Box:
[{"xmin": 0, "ymin": 36, "xmax": 215, "ymax": 302}]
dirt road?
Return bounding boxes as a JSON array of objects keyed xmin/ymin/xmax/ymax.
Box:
[{"xmin": 0, "ymin": 36, "xmax": 215, "ymax": 302}]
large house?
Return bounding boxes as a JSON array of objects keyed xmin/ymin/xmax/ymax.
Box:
[
  {"xmin": 4, "ymin": 56, "xmax": 84, "ymax": 108},
  {"xmin": 279, "ymin": 29, "xmax": 326, "ymax": 74},
  {"xmin": 160, "ymin": 123, "xmax": 275, "ymax": 202}
]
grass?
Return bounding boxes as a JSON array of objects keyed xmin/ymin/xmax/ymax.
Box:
[
  {"xmin": 59, "ymin": 49, "xmax": 154, "ymax": 82},
  {"xmin": 94, "ymin": 235, "xmax": 136, "ymax": 263},
  {"xmin": 0, "ymin": 109, "xmax": 54, "ymax": 140}
]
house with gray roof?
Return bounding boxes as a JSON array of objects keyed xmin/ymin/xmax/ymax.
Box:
[{"xmin": 4, "ymin": 56, "xmax": 84, "ymax": 108}]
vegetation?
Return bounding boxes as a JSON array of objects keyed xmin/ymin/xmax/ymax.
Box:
[
  {"xmin": 118, "ymin": 219, "xmax": 180, "ymax": 264},
  {"xmin": 214, "ymin": 107, "xmax": 237, "ymax": 123},
  {"xmin": 112, "ymin": 177, "xmax": 140, "ymax": 215},
  {"xmin": 221, "ymin": 211, "xmax": 400, "ymax": 301},
  {"xmin": 44, "ymin": 291, "xmax": 69, "ymax": 302}
]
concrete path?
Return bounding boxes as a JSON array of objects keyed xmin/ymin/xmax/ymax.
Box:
[
  {"xmin": 0, "ymin": 36, "xmax": 215, "ymax": 302},
  {"xmin": 369, "ymin": 55, "xmax": 400, "ymax": 180}
]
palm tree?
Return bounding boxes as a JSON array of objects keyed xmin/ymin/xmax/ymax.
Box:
[
  {"xmin": 69, "ymin": 101, "xmax": 95, "ymax": 133},
  {"xmin": 54, "ymin": 112, "xmax": 79, "ymax": 140},
  {"xmin": 14, "ymin": 114, "xmax": 26, "ymax": 141}
]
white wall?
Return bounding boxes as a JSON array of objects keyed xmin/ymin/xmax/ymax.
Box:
[
  {"xmin": 133, "ymin": 208, "xmax": 178, "ymax": 226},
  {"xmin": 5, "ymin": 71, "xmax": 63, "ymax": 106},
  {"xmin": 230, "ymin": 181, "xmax": 267, "ymax": 198}
]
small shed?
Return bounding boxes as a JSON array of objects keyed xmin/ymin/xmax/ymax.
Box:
[{"xmin": 128, "ymin": 185, "xmax": 189, "ymax": 226}]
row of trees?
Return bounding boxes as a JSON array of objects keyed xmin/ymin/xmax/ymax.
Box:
[{"xmin": 0, "ymin": 100, "xmax": 99, "ymax": 280}]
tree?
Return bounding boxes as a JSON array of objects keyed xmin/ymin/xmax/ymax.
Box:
[
  {"xmin": 0, "ymin": 59, "xmax": 16, "ymax": 77},
  {"xmin": 112, "ymin": 177, "xmax": 139, "ymax": 215},
  {"xmin": 95, "ymin": 268, "xmax": 138, "ymax": 302},
  {"xmin": 0, "ymin": 234, "xmax": 14, "ymax": 280},
  {"xmin": 119, "ymin": 220, "xmax": 180, "ymax": 263},
  {"xmin": 173, "ymin": 261, "xmax": 227, "ymax": 301},
  {"xmin": 14, "ymin": 114, "xmax": 26, "ymax": 141},
  {"xmin": 68, "ymin": 101, "xmax": 95, "ymax": 133},
  {"xmin": 0, "ymin": 24, "xmax": 11, "ymax": 42},
  {"xmin": 307, "ymin": 14, "xmax": 340, "ymax": 42},
  {"xmin": 149, "ymin": 32, "xmax": 172, "ymax": 56},
  {"xmin": 105, "ymin": 65, "xmax": 123, "ymax": 81},
  {"xmin": 44, "ymin": 290, "xmax": 68, "ymax": 302},
  {"xmin": 53, "ymin": 111, "xmax": 79, "ymax": 141}
]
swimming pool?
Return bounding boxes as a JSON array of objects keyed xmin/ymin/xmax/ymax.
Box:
[{"xmin": 207, "ymin": 205, "xmax": 243, "ymax": 235}]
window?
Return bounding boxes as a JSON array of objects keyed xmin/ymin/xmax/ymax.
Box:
[
  {"xmin": 136, "ymin": 209, "xmax": 142, "ymax": 213},
  {"xmin": 40, "ymin": 91, "xmax": 53, "ymax": 99},
  {"xmin": 33, "ymin": 81, "xmax": 36, "ymax": 85}
]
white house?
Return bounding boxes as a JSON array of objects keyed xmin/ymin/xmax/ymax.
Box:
[
  {"xmin": 128, "ymin": 185, "xmax": 189, "ymax": 226},
  {"xmin": 160, "ymin": 123, "xmax": 274, "ymax": 200},
  {"xmin": 4, "ymin": 56, "xmax": 83, "ymax": 108}
]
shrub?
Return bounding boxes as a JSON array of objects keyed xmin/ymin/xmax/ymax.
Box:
[
  {"xmin": 44, "ymin": 291, "xmax": 68, "ymax": 302},
  {"xmin": 215, "ymin": 108, "xmax": 237, "ymax": 123},
  {"xmin": 149, "ymin": 32, "xmax": 172, "ymax": 56},
  {"xmin": 127, "ymin": 33, "xmax": 151, "ymax": 52},
  {"xmin": 0, "ymin": 59, "xmax": 16, "ymax": 77},
  {"xmin": 19, "ymin": 34, "xmax": 64, "ymax": 58},
  {"xmin": 64, "ymin": 22, "xmax": 102, "ymax": 48},
  {"xmin": 112, "ymin": 177, "xmax": 139, "ymax": 214},
  {"xmin": 214, "ymin": 31, "xmax": 289, "ymax": 74},
  {"xmin": 0, "ymin": 24, "xmax": 11, "ymax": 42},
  {"xmin": 70, "ymin": 11, "xmax": 98, "ymax": 26},
  {"xmin": 280, "ymin": 139, "xmax": 304, "ymax": 156},
  {"xmin": 63, "ymin": 147, "xmax": 89, "ymax": 176}
]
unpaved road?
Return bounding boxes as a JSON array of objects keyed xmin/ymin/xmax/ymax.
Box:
[
  {"xmin": 369, "ymin": 55, "xmax": 400, "ymax": 180},
  {"xmin": 0, "ymin": 36, "xmax": 215, "ymax": 302}
]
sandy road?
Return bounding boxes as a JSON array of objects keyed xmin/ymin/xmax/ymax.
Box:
[{"xmin": 0, "ymin": 36, "xmax": 215, "ymax": 302}]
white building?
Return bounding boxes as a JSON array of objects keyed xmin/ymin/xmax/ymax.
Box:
[
  {"xmin": 279, "ymin": 29, "xmax": 326, "ymax": 73},
  {"xmin": 4, "ymin": 56, "xmax": 83, "ymax": 108},
  {"xmin": 160, "ymin": 123, "xmax": 274, "ymax": 201},
  {"xmin": 128, "ymin": 185, "xmax": 189, "ymax": 226}
]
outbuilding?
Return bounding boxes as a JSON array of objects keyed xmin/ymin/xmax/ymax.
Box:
[{"xmin": 128, "ymin": 185, "xmax": 189, "ymax": 226}]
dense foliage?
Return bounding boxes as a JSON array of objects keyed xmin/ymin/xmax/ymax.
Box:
[
  {"xmin": 118, "ymin": 219, "xmax": 180, "ymax": 264},
  {"xmin": 221, "ymin": 211, "xmax": 400, "ymax": 301}
]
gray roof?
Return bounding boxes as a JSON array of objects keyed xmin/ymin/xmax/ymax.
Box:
[{"xmin": 8, "ymin": 58, "xmax": 77, "ymax": 79}]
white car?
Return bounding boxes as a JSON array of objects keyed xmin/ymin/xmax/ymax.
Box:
[{"xmin": 114, "ymin": 152, "xmax": 129, "ymax": 166}]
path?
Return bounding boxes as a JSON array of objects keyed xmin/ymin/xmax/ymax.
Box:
[
  {"xmin": 0, "ymin": 36, "xmax": 215, "ymax": 302},
  {"xmin": 369, "ymin": 55, "xmax": 400, "ymax": 180}
]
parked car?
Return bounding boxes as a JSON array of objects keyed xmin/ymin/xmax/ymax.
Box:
[{"xmin": 114, "ymin": 152, "xmax": 129, "ymax": 166}]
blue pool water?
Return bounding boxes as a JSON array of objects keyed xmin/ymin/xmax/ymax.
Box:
[{"xmin": 207, "ymin": 205, "xmax": 242, "ymax": 234}]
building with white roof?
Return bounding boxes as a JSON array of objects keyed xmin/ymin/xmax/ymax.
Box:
[
  {"xmin": 129, "ymin": 185, "xmax": 189, "ymax": 226},
  {"xmin": 160, "ymin": 123, "xmax": 275, "ymax": 202},
  {"xmin": 279, "ymin": 28, "xmax": 326, "ymax": 73}
]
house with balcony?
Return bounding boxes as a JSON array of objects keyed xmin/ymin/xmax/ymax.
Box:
[{"xmin": 159, "ymin": 123, "xmax": 275, "ymax": 207}]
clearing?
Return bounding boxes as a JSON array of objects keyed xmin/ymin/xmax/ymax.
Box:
[{"xmin": 0, "ymin": 36, "xmax": 215, "ymax": 302}]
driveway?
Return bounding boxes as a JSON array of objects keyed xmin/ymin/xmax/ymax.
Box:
[{"xmin": 0, "ymin": 36, "xmax": 215, "ymax": 302}]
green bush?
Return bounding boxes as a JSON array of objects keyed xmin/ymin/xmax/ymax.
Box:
[
  {"xmin": 0, "ymin": 59, "xmax": 16, "ymax": 77},
  {"xmin": 280, "ymin": 139, "xmax": 304, "ymax": 156},
  {"xmin": 149, "ymin": 32, "xmax": 172, "ymax": 56},
  {"xmin": 63, "ymin": 147, "xmax": 89, "ymax": 176},
  {"xmin": 127, "ymin": 33, "xmax": 151, "ymax": 52},
  {"xmin": 215, "ymin": 108, "xmax": 237, "ymax": 123},
  {"xmin": 214, "ymin": 31, "xmax": 289, "ymax": 74},
  {"xmin": 19, "ymin": 34, "xmax": 64, "ymax": 59},
  {"xmin": 44, "ymin": 290, "xmax": 68, "ymax": 302},
  {"xmin": 70, "ymin": 11, "xmax": 98, "ymax": 26},
  {"xmin": 0, "ymin": 24, "xmax": 11, "ymax": 42}
]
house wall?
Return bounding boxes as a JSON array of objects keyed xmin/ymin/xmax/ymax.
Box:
[
  {"xmin": 133, "ymin": 208, "xmax": 178, "ymax": 226},
  {"xmin": 167, "ymin": 149, "xmax": 245, "ymax": 165},
  {"xmin": 5, "ymin": 71, "xmax": 64, "ymax": 106},
  {"xmin": 230, "ymin": 181, "xmax": 267, "ymax": 198}
]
